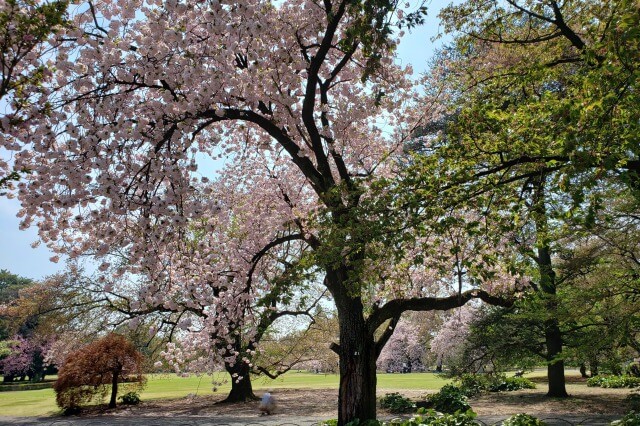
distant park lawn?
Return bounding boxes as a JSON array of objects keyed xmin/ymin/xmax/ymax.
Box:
[{"xmin": 0, "ymin": 371, "xmax": 450, "ymax": 417}]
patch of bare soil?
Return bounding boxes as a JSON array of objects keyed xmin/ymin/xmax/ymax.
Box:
[
  {"xmin": 75, "ymin": 377, "xmax": 636, "ymax": 420},
  {"xmin": 80, "ymin": 388, "xmax": 340, "ymax": 419},
  {"xmin": 468, "ymin": 381, "xmax": 634, "ymax": 416}
]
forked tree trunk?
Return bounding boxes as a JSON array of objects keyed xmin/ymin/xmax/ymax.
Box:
[{"xmin": 222, "ymin": 361, "xmax": 257, "ymax": 402}]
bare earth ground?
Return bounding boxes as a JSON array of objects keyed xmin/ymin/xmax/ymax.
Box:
[
  {"xmin": 0, "ymin": 376, "xmax": 633, "ymax": 425},
  {"xmin": 80, "ymin": 376, "xmax": 634, "ymax": 419}
]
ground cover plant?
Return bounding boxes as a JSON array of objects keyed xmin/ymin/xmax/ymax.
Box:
[
  {"xmin": 379, "ymin": 392, "xmax": 415, "ymax": 413},
  {"xmin": 587, "ymin": 376, "xmax": 640, "ymax": 389},
  {"xmin": 454, "ymin": 374, "xmax": 536, "ymax": 397},
  {"xmin": 611, "ymin": 411, "xmax": 640, "ymax": 426},
  {"xmin": 501, "ymin": 413, "xmax": 546, "ymax": 426},
  {"xmin": 427, "ymin": 385, "xmax": 471, "ymax": 414}
]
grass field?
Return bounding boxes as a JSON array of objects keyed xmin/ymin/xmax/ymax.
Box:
[{"xmin": 0, "ymin": 371, "xmax": 450, "ymax": 417}]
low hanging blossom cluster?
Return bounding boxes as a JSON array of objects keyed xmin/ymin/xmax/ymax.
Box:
[{"xmin": 0, "ymin": 0, "xmax": 67, "ymax": 185}]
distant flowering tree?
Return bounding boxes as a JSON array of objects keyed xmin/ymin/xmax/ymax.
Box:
[
  {"xmin": 0, "ymin": 334, "xmax": 50, "ymax": 382},
  {"xmin": 430, "ymin": 304, "xmax": 480, "ymax": 373},
  {"xmin": 377, "ymin": 318, "xmax": 426, "ymax": 373}
]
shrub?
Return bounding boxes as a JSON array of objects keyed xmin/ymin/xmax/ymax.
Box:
[
  {"xmin": 501, "ymin": 413, "xmax": 547, "ymax": 426},
  {"xmin": 587, "ymin": 375, "xmax": 609, "ymax": 387},
  {"xmin": 454, "ymin": 374, "xmax": 535, "ymax": 396},
  {"xmin": 626, "ymin": 393, "xmax": 640, "ymax": 411},
  {"xmin": 587, "ymin": 375, "xmax": 640, "ymax": 389},
  {"xmin": 380, "ymin": 392, "xmax": 416, "ymax": 413},
  {"xmin": 627, "ymin": 363, "xmax": 640, "ymax": 378},
  {"xmin": 396, "ymin": 408, "xmax": 478, "ymax": 425},
  {"xmin": 54, "ymin": 333, "xmax": 145, "ymax": 412},
  {"xmin": 611, "ymin": 410, "xmax": 640, "ymax": 426},
  {"xmin": 119, "ymin": 391, "xmax": 141, "ymax": 405},
  {"xmin": 428, "ymin": 385, "xmax": 471, "ymax": 414},
  {"xmin": 489, "ymin": 377, "xmax": 536, "ymax": 392},
  {"xmin": 455, "ymin": 374, "xmax": 492, "ymax": 397}
]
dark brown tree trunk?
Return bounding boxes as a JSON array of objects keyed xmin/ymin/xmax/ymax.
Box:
[
  {"xmin": 328, "ymin": 269, "xmax": 378, "ymax": 426},
  {"xmin": 336, "ymin": 302, "xmax": 377, "ymax": 425},
  {"xmin": 109, "ymin": 366, "xmax": 121, "ymax": 408},
  {"xmin": 579, "ymin": 363, "xmax": 587, "ymax": 378},
  {"xmin": 533, "ymin": 177, "xmax": 568, "ymax": 398},
  {"xmin": 545, "ymin": 318, "xmax": 568, "ymax": 397},
  {"xmin": 222, "ymin": 361, "xmax": 257, "ymax": 402}
]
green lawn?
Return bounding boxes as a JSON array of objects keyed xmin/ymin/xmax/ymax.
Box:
[{"xmin": 0, "ymin": 371, "xmax": 449, "ymax": 417}]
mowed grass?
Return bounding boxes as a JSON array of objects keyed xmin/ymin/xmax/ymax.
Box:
[{"xmin": 0, "ymin": 371, "xmax": 448, "ymax": 417}]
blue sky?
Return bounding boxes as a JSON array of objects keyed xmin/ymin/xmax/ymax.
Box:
[{"xmin": 0, "ymin": 0, "xmax": 453, "ymax": 280}]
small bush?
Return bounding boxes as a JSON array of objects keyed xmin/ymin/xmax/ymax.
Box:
[
  {"xmin": 455, "ymin": 374, "xmax": 492, "ymax": 397},
  {"xmin": 627, "ymin": 363, "xmax": 640, "ymax": 378},
  {"xmin": 611, "ymin": 410, "xmax": 640, "ymax": 426},
  {"xmin": 587, "ymin": 375, "xmax": 640, "ymax": 388},
  {"xmin": 501, "ymin": 413, "xmax": 547, "ymax": 426},
  {"xmin": 489, "ymin": 377, "xmax": 536, "ymax": 392},
  {"xmin": 587, "ymin": 375, "xmax": 608, "ymax": 387},
  {"xmin": 119, "ymin": 391, "xmax": 141, "ymax": 405},
  {"xmin": 454, "ymin": 374, "xmax": 535, "ymax": 396},
  {"xmin": 384, "ymin": 408, "xmax": 478, "ymax": 425},
  {"xmin": 380, "ymin": 392, "xmax": 416, "ymax": 413},
  {"xmin": 626, "ymin": 393, "xmax": 640, "ymax": 411},
  {"xmin": 428, "ymin": 385, "xmax": 471, "ymax": 414}
]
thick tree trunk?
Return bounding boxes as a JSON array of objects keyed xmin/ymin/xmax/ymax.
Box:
[
  {"xmin": 222, "ymin": 361, "xmax": 257, "ymax": 402},
  {"xmin": 579, "ymin": 363, "xmax": 587, "ymax": 378},
  {"xmin": 545, "ymin": 319, "xmax": 568, "ymax": 397},
  {"xmin": 336, "ymin": 301, "xmax": 377, "ymax": 425},
  {"xmin": 328, "ymin": 268, "xmax": 378, "ymax": 426}
]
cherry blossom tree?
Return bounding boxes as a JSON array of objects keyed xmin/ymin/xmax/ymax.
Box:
[
  {"xmin": 0, "ymin": 0, "xmax": 68, "ymax": 189},
  {"xmin": 0, "ymin": 334, "xmax": 50, "ymax": 382},
  {"xmin": 376, "ymin": 317, "xmax": 426, "ymax": 373},
  {"xmin": 5, "ymin": 0, "xmax": 515, "ymax": 422}
]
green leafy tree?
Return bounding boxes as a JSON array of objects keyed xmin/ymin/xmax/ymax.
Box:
[{"xmin": 401, "ymin": 0, "xmax": 640, "ymax": 397}]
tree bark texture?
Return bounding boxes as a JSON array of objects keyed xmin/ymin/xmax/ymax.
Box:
[
  {"xmin": 336, "ymin": 299, "xmax": 377, "ymax": 425},
  {"xmin": 222, "ymin": 361, "xmax": 257, "ymax": 402},
  {"xmin": 544, "ymin": 318, "xmax": 568, "ymax": 397}
]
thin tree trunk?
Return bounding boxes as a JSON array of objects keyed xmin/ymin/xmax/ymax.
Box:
[
  {"xmin": 533, "ymin": 176, "xmax": 568, "ymax": 398},
  {"xmin": 109, "ymin": 367, "xmax": 120, "ymax": 408}
]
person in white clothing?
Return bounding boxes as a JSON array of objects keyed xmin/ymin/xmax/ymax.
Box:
[{"xmin": 259, "ymin": 392, "xmax": 276, "ymax": 415}]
